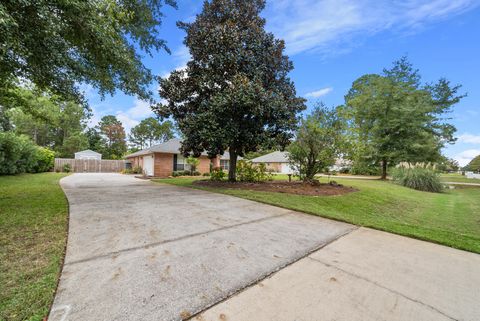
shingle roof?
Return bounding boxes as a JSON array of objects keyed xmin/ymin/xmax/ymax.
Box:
[
  {"xmin": 75, "ymin": 149, "xmax": 101, "ymax": 155},
  {"xmin": 251, "ymin": 151, "xmax": 289, "ymax": 163},
  {"xmin": 125, "ymin": 138, "xmax": 238, "ymax": 160}
]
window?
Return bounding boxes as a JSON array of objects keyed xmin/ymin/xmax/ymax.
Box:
[
  {"xmin": 174, "ymin": 154, "xmax": 190, "ymax": 171},
  {"xmin": 220, "ymin": 159, "xmax": 229, "ymax": 170}
]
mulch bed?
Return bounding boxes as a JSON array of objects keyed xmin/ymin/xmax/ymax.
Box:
[{"xmin": 193, "ymin": 180, "xmax": 358, "ymax": 196}]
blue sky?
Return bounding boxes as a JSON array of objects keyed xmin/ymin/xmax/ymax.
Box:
[{"xmin": 84, "ymin": 0, "xmax": 480, "ymax": 166}]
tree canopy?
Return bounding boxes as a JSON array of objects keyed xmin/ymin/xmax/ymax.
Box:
[
  {"xmin": 98, "ymin": 115, "xmax": 127, "ymax": 159},
  {"xmin": 156, "ymin": 0, "xmax": 305, "ymax": 181},
  {"xmin": 465, "ymin": 155, "xmax": 480, "ymax": 172},
  {"xmin": 341, "ymin": 57, "xmax": 464, "ymax": 179},
  {"xmin": 5, "ymin": 86, "xmax": 90, "ymax": 157},
  {"xmin": 129, "ymin": 117, "xmax": 174, "ymax": 150},
  {"xmin": 0, "ymin": 0, "xmax": 176, "ymax": 102},
  {"xmin": 288, "ymin": 104, "xmax": 346, "ymax": 181}
]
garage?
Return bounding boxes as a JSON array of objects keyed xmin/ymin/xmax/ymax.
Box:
[{"xmin": 142, "ymin": 155, "xmax": 154, "ymax": 176}]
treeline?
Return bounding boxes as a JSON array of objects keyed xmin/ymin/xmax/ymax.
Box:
[
  {"xmin": 0, "ymin": 83, "xmax": 174, "ymax": 175},
  {"xmin": 287, "ymin": 57, "xmax": 463, "ymax": 181}
]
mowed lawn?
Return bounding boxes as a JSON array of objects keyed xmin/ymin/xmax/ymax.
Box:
[
  {"xmin": 0, "ymin": 173, "xmax": 68, "ymax": 321},
  {"xmin": 155, "ymin": 176, "xmax": 480, "ymax": 254},
  {"xmin": 440, "ymin": 173, "xmax": 480, "ymax": 184}
]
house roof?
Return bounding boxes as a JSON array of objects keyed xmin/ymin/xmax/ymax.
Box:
[
  {"xmin": 75, "ymin": 149, "xmax": 101, "ymax": 155},
  {"xmin": 251, "ymin": 151, "xmax": 289, "ymax": 163},
  {"xmin": 125, "ymin": 138, "xmax": 238, "ymax": 160}
]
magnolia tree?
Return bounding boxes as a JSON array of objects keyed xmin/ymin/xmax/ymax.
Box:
[
  {"xmin": 156, "ymin": 0, "xmax": 305, "ymax": 181},
  {"xmin": 288, "ymin": 104, "xmax": 345, "ymax": 182}
]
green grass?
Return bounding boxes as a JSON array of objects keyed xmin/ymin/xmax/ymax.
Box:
[
  {"xmin": 0, "ymin": 173, "xmax": 69, "ymax": 321},
  {"xmin": 154, "ymin": 177, "xmax": 480, "ymax": 254},
  {"xmin": 440, "ymin": 173, "xmax": 480, "ymax": 184}
]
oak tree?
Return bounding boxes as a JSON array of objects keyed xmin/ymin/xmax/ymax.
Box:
[{"xmin": 0, "ymin": 0, "xmax": 176, "ymax": 102}]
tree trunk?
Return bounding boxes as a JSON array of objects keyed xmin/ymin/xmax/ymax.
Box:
[
  {"xmin": 381, "ymin": 158, "xmax": 388, "ymax": 180},
  {"xmin": 228, "ymin": 150, "xmax": 237, "ymax": 182}
]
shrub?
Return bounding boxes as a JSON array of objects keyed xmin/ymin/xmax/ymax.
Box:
[
  {"xmin": 31, "ymin": 147, "xmax": 55, "ymax": 173},
  {"xmin": 392, "ymin": 162, "xmax": 444, "ymax": 193},
  {"xmin": 202, "ymin": 172, "xmax": 210, "ymax": 177},
  {"xmin": 0, "ymin": 132, "xmax": 38, "ymax": 175},
  {"xmin": 63, "ymin": 163, "xmax": 71, "ymax": 173},
  {"xmin": 236, "ymin": 160, "xmax": 272, "ymax": 182},
  {"xmin": 132, "ymin": 166, "xmax": 143, "ymax": 174},
  {"xmin": 210, "ymin": 167, "xmax": 226, "ymax": 181}
]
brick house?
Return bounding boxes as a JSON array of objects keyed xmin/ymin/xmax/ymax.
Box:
[{"xmin": 125, "ymin": 138, "xmax": 233, "ymax": 177}]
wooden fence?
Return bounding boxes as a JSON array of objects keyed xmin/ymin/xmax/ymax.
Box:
[{"xmin": 54, "ymin": 158, "xmax": 126, "ymax": 173}]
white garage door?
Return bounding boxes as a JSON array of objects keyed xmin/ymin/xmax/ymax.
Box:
[
  {"xmin": 281, "ymin": 163, "xmax": 295, "ymax": 174},
  {"xmin": 143, "ymin": 155, "xmax": 154, "ymax": 176}
]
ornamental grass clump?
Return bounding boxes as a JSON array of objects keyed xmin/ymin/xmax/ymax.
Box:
[{"xmin": 392, "ymin": 162, "xmax": 444, "ymax": 193}]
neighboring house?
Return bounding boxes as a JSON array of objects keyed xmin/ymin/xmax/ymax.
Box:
[
  {"xmin": 251, "ymin": 151, "xmax": 351, "ymax": 174},
  {"xmin": 125, "ymin": 138, "xmax": 234, "ymax": 177},
  {"xmin": 251, "ymin": 151, "xmax": 295, "ymax": 174},
  {"xmin": 74, "ymin": 149, "xmax": 102, "ymax": 160},
  {"xmin": 465, "ymin": 171, "xmax": 480, "ymax": 179}
]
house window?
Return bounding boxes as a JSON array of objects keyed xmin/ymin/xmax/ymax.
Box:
[
  {"xmin": 220, "ymin": 159, "xmax": 229, "ymax": 170},
  {"xmin": 174, "ymin": 154, "xmax": 191, "ymax": 171}
]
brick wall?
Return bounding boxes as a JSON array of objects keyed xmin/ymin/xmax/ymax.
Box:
[
  {"xmin": 154, "ymin": 153, "xmax": 174, "ymax": 177},
  {"xmin": 197, "ymin": 156, "xmax": 212, "ymax": 174}
]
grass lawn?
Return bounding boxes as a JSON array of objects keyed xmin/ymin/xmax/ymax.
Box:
[
  {"xmin": 440, "ymin": 173, "xmax": 480, "ymax": 184},
  {"xmin": 154, "ymin": 176, "xmax": 480, "ymax": 254},
  {"xmin": 0, "ymin": 173, "xmax": 68, "ymax": 321}
]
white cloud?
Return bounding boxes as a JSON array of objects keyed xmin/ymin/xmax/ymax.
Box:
[
  {"xmin": 115, "ymin": 99, "xmax": 155, "ymax": 134},
  {"xmin": 265, "ymin": 0, "xmax": 480, "ymax": 55},
  {"xmin": 305, "ymin": 87, "xmax": 333, "ymax": 98},
  {"xmin": 116, "ymin": 113, "xmax": 140, "ymax": 134},
  {"xmin": 88, "ymin": 99, "xmax": 154, "ymax": 134},
  {"xmin": 454, "ymin": 149, "xmax": 480, "ymax": 167},
  {"xmin": 126, "ymin": 99, "xmax": 153, "ymax": 119},
  {"xmin": 457, "ymin": 133, "xmax": 480, "ymax": 144}
]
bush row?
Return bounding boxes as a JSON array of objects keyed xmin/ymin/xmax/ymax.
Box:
[
  {"xmin": 0, "ymin": 132, "xmax": 55, "ymax": 175},
  {"xmin": 172, "ymin": 170, "xmax": 201, "ymax": 177}
]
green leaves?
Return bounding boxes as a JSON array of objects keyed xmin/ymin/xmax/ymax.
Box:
[
  {"xmin": 288, "ymin": 104, "xmax": 345, "ymax": 181},
  {"xmin": 157, "ymin": 0, "xmax": 305, "ymax": 180},
  {"xmin": 0, "ymin": 0, "xmax": 176, "ymax": 102},
  {"xmin": 342, "ymin": 57, "xmax": 464, "ymax": 178},
  {"xmin": 129, "ymin": 117, "xmax": 174, "ymax": 150},
  {"xmin": 98, "ymin": 115, "xmax": 127, "ymax": 159}
]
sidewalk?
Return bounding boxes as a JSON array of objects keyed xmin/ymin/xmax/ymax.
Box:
[{"xmin": 196, "ymin": 228, "xmax": 480, "ymax": 321}]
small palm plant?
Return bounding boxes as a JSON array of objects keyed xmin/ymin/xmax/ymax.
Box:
[{"xmin": 186, "ymin": 156, "xmax": 200, "ymax": 175}]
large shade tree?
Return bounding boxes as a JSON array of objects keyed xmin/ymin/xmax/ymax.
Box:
[
  {"xmin": 0, "ymin": 0, "xmax": 176, "ymax": 102},
  {"xmin": 341, "ymin": 57, "xmax": 464, "ymax": 179},
  {"xmin": 156, "ymin": 0, "xmax": 306, "ymax": 181}
]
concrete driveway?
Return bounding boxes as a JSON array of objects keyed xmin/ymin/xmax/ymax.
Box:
[
  {"xmin": 50, "ymin": 174, "xmax": 480, "ymax": 321},
  {"xmin": 49, "ymin": 174, "xmax": 354, "ymax": 321}
]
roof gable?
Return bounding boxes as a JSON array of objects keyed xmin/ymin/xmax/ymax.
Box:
[
  {"xmin": 251, "ymin": 151, "xmax": 289, "ymax": 163},
  {"xmin": 75, "ymin": 149, "xmax": 101, "ymax": 155}
]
